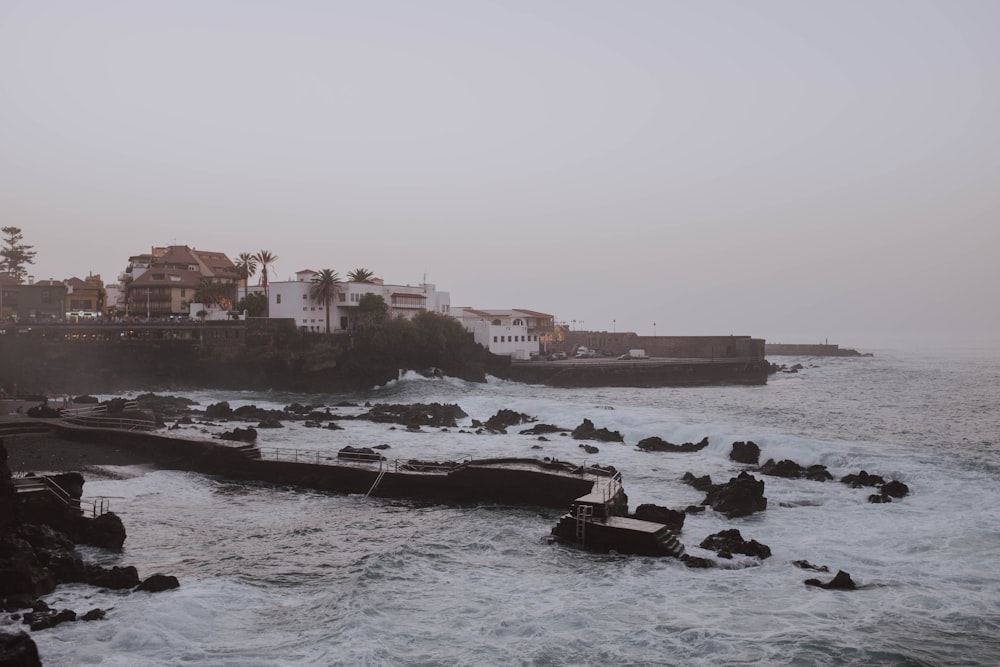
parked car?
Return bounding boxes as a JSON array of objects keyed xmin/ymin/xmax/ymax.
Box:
[{"xmin": 550, "ymin": 352, "xmax": 567, "ymax": 360}]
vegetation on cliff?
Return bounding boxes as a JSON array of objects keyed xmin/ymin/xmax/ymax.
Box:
[{"xmin": 0, "ymin": 312, "xmax": 504, "ymax": 394}]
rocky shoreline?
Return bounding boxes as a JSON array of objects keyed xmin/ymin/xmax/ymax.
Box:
[{"xmin": 0, "ymin": 439, "xmax": 178, "ymax": 665}]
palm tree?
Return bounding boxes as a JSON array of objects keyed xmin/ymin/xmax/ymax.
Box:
[
  {"xmin": 347, "ymin": 268, "xmax": 375, "ymax": 283},
  {"xmin": 309, "ymin": 268, "xmax": 341, "ymax": 333},
  {"xmin": 234, "ymin": 252, "xmax": 258, "ymax": 303},
  {"xmin": 254, "ymin": 250, "xmax": 278, "ymax": 315}
]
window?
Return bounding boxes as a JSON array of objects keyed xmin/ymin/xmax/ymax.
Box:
[
  {"xmin": 276, "ymin": 294, "xmax": 282, "ymax": 304},
  {"xmin": 492, "ymin": 319, "xmax": 502, "ymax": 325},
  {"xmin": 339, "ymin": 293, "xmax": 346, "ymax": 302},
  {"xmin": 513, "ymin": 318, "xmax": 523, "ymax": 326},
  {"xmin": 303, "ymin": 294, "xmax": 307, "ymax": 300},
  {"xmin": 181, "ymin": 289, "xmax": 186, "ymax": 297},
  {"xmin": 493, "ymin": 336, "xmax": 498, "ymax": 343}
]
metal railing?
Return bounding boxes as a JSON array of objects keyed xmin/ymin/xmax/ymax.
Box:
[{"xmin": 85, "ymin": 497, "xmax": 112, "ymax": 518}]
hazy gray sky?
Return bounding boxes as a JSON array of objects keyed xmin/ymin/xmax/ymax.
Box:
[{"xmin": 2, "ymin": 1, "xmax": 997, "ymax": 348}]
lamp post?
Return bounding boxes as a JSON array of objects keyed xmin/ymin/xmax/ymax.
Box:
[
  {"xmin": 613, "ymin": 319, "xmax": 616, "ymax": 333},
  {"xmin": 654, "ymin": 322, "xmax": 657, "ymax": 337}
]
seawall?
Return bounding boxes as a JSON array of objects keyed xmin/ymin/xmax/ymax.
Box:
[
  {"xmin": 507, "ymin": 358, "xmax": 770, "ymax": 387},
  {"xmin": 764, "ymin": 343, "xmax": 870, "ymax": 357}
]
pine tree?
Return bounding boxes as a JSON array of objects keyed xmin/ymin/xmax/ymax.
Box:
[{"xmin": 0, "ymin": 227, "xmax": 37, "ymax": 282}]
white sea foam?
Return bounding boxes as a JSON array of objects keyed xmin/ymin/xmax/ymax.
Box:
[{"xmin": 29, "ymin": 350, "xmax": 1000, "ymax": 665}]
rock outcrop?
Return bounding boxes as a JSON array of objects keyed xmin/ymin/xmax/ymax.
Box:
[
  {"xmin": 636, "ymin": 436, "xmax": 708, "ymax": 453},
  {"xmin": 703, "ymin": 472, "xmax": 767, "ymax": 518}
]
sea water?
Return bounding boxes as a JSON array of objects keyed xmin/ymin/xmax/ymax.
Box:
[{"xmin": 9, "ymin": 348, "xmax": 1000, "ymax": 666}]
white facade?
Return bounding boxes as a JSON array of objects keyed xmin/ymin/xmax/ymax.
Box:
[
  {"xmin": 451, "ymin": 308, "xmax": 553, "ymax": 360},
  {"xmin": 267, "ymin": 271, "xmax": 451, "ymax": 332}
]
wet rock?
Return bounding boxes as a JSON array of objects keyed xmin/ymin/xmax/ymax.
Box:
[
  {"xmin": 680, "ymin": 554, "xmax": 713, "ymax": 569},
  {"xmin": 703, "ymin": 472, "xmax": 767, "ymax": 518},
  {"xmin": 729, "ymin": 441, "xmax": 761, "ymax": 465},
  {"xmin": 75, "ymin": 512, "xmax": 127, "ymax": 552},
  {"xmin": 85, "ymin": 565, "xmax": 139, "ymax": 590},
  {"xmin": 25, "ymin": 608, "xmax": 76, "ymax": 631},
  {"xmin": 793, "ymin": 560, "xmax": 830, "ymax": 572},
  {"xmin": 699, "ymin": 529, "xmax": 771, "ymax": 560},
  {"xmin": 326, "ymin": 422, "xmax": 343, "ymax": 430},
  {"xmin": 578, "ymin": 444, "xmax": 599, "ymax": 454},
  {"xmin": 805, "ymin": 570, "xmax": 857, "ymax": 590},
  {"xmin": 135, "ymin": 393, "xmax": 199, "ymax": 418},
  {"xmin": 217, "ymin": 427, "xmax": 257, "ymax": 443},
  {"xmin": 256, "ymin": 417, "xmax": 284, "ymax": 429},
  {"xmin": 636, "ymin": 436, "xmax": 709, "ymax": 453},
  {"xmin": 632, "ymin": 504, "xmax": 685, "ymax": 532},
  {"xmin": 519, "ymin": 424, "xmax": 565, "ymax": 435},
  {"xmin": 399, "ymin": 460, "xmax": 459, "ymax": 472},
  {"xmin": 758, "ymin": 458, "xmax": 805, "ymax": 478},
  {"xmin": 484, "ymin": 409, "xmax": 536, "ymax": 432},
  {"xmin": 361, "ymin": 403, "xmax": 467, "ymax": 428},
  {"xmin": 880, "ymin": 480, "xmax": 909, "ymax": 499},
  {"xmin": 136, "ymin": 574, "xmax": 180, "ymax": 593},
  {"xmin": 0, "ymin": 630, "xmax": 41, "ymax": 666},
  {"xmin": 571, "ymin": 419, "xmax": 624, "ymax": 443},
  {"xmin": 681, "ymin": 472, "xmax": 715, "ymax": 492},
  {"xmin": 80, "ymin": 608, "xmax": 106, "ymax": 621},
  {"xmin": 205, "ymin": 401, "xmax": 234, "ymax": 419},
  {"xmin": 840, "ymin": 470, "xmax": 885, "ymax": 488}
]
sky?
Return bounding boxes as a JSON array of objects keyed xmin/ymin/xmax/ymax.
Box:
[{"xmin": 2, "ymin": 1, "xmax": 998, "ymax": 350}]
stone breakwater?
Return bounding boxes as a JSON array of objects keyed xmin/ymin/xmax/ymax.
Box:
[{"xmin": 508, "ymin": 358, "xmax": 771, "ymax": 387}]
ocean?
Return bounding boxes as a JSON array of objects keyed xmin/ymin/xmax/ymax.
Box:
[{"xmin": 14, "ymin": 348, "xmax": 1000, "ymax": 666}]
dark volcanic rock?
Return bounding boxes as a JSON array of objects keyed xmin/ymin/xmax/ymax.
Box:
[
  {"xmin": 135, "ymin": 393, "xmax": 199, "ymax": 418},
  {"xmin": 80, "ymin": 608, "xmax": 106, "ymax": 621},
  {"xmin": 636, "ymin": 436, "xmax": 709, "ymax": 453},
  {"xmin": 699, "ymin": 528, "xmax": 771, "ymax": 560},
  {"xmin": 793, "ymin": 560, "xmax": 830, "ymax": 572},
  {"xmin": 571, "ymin": 419, "xmax": 624, "ymax": 443},
  {"xmin": 880, "ymin": 480, "xmax": 910, "ymax": 499},
  {"xmin": 361, "ymin": 403, "xmax": 467, "ymax": 428},
  {"xmin": 681, "ymin": 472, "xmax": 715, "ymax": 492},
  {"xmin": 703, "ymin": 472, "xmax": 767, "ymax": 518},
  {"xmin": 519, "ymin": 424, "xmax": 565, "ymax": 435},
  {"xmin": 0, "ymin": 630, "xmax": 41, "ymax": 666},
  {"xmin": 578, "ymin": 444, "xmax": 599, "ymax": 454},
  {"xmin": 85, "ymin": 565, "xmax": 139, "ymax": 590},
  {"xmin": 805, "ymin": 570, "xmax": 857, "ymax": 590},
  {"xmin": 75, "ymin": 512, "xmax": 127, "ymax": 552},
  {"xmin": 136, "ymin": 573, "xmax": 180, "ymax": 593},
  {"xmin": 205, "ymin": 401, "xmax": 234, "ymax": 419},
  {"xmin": 758, "ymin": 458, "xmax": 806, "ymax": 478},
  {"xmin": 680, "ymin": 554, "xmax": 713, "ymax": 569},
  {"xmin": 218, "ymin": 427, "xmax": 258, "ymax": 443},
  {"xmin": 757, "ymin": 459, "xmax": 833, "ymax": 482},
  {"xmin": 25, "ymin": 608, "xmax": 76, "ymax": 631},
  {"xmin": 484, "ymin": 409, "xmax": 535, "ymax": 432},
  {"xmin": 729, "ymin": 441, "xmax": 761, "ymax": 465},
  {"xmin": 840, "ymin": 470, "xmax": 885, "ymax": 488},
  {"xmin": 632, "ymin": 504, "xmax": 685, "ymax": 532}
]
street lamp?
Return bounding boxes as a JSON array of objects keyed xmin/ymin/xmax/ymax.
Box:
[
  {"xmin": 613, "ymin": 319, "xmax": 615, "ymax": 333},
  {"xmin": 654, "ymin": 322, "xmax": 657, "ymax": 337}
]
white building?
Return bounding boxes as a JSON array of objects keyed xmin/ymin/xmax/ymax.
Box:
[
  {"xmin": 451, "ymin": 308, "xmax": 554, "ymax": 360},
  {"xmin": 267, "ymin": 271, "xmax": 451, "ymax": 332}
]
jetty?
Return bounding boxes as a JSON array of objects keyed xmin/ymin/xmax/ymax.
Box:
[
  {"xmin": 549, "ymin": 472, "xmax": 685, "ymax": 557},
  {"xmin": 508, "ymin": 357, "xmax": 770, "ymax": 387},
  {"xmin": 3, "ymin": 410, "xmax": 686, "ymax": 557}
]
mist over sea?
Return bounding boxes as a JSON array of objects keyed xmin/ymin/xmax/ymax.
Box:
[{"xmin": 16, "ymin": 349, "xmax": 1000, "ymax": 666}]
